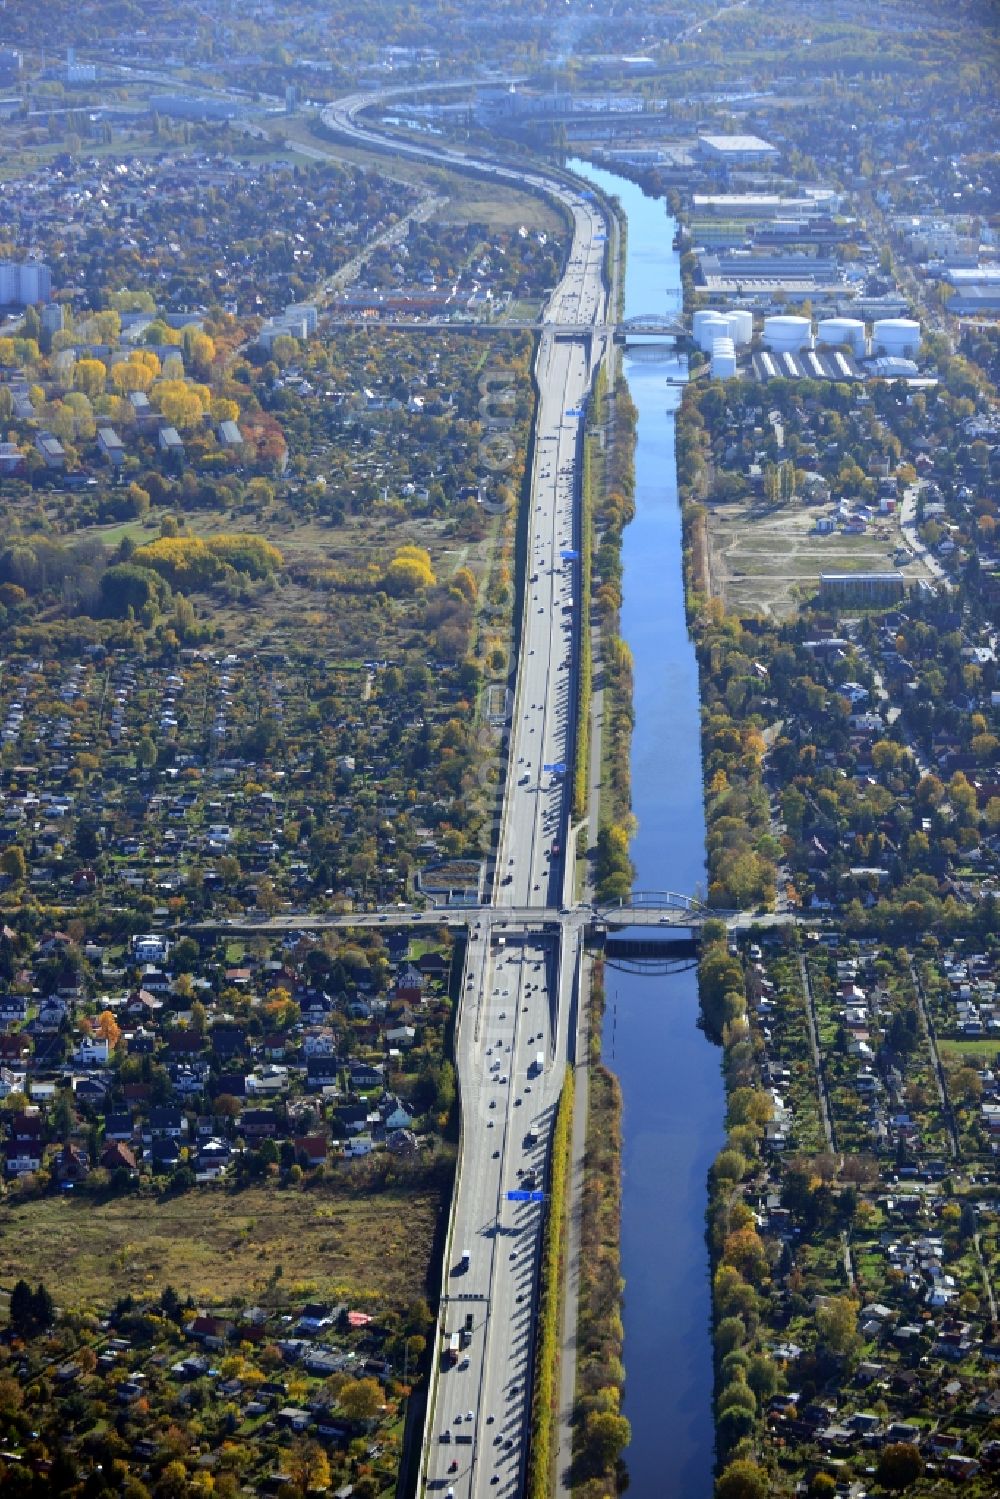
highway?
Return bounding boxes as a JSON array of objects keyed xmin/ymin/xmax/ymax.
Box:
[
  {"xmin": 422, "ymin": 200, "xmax": 606, "ymax": 1499},
  {"xmin": 318, "ymin": 86, "xmax": 611, "ymax": 1499},
  {"xmin": 427, "ymin": 182, "xmax": 608, "ymax": 1498}
]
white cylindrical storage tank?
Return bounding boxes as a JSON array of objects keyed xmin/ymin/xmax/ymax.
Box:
[
  {"xmin": 872, "ymin": 318, "xmax": 921, "ymax": 358},
  {"xmin": 694, "ymin": 311, "xmax": 730, "ymax": 353},
  {"xmin": 816, "ymin": 317, "xmax": 866, "ymax": 357},
  {"xmin": 710, "ymin": 336, "xmax": 736, "ymax": 379},
  {"xmin": 727, "ymin": 308, "xmax": 753, "ymax": 347},
  {"xmin": 692, "ymin": 309, "xmax": 717, "ymax": 342},
  {"xmin": 763, "ymin": 314, "xmax": 813, "ymax": 353}
]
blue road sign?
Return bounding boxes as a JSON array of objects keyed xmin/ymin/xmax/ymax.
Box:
[
  {"xmin": 560, "ymin": 548, "xmax": 579, "ymax": 561},
  {"xmin": 542, "ymin": 761, "xmax": 567, "ymax": 775},
  {"xmin": 506, "ymin": 1189, "xmax": 546, "ymax": 1203}
]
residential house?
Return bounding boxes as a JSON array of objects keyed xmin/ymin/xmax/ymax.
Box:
[
  {"xmin": 349, "ymin": 1060, "xmax": 383, "ymax": 1091},
  {"xmin": 52, "ymin": 1142, "xmax": 90, "ymax": 1184},
  {"xmin": 73, "ymin": 1036, "xmax": 110, "ymax": 1067},
  {"xmin": 5, "ymin": 1111, "xmax": 43, "ymax": 1176},
  {"xmin": 103, "ymin": 1111, "xmax": 135, "ymax": 1143},
  {"xmin": 306, "ymin": 1055, "xmax": 340, "ymax": 1090},
  {"xmin": 187, "ymin": 1315, "xmax": 232, "ymax": 1350},
  {"xmin": 241, "ymin": 1108, "xmax": 280, "ymax": 1141},
  {"xmin": 293, "ymin": 1134, "xmax": 328, "ymax": 1166},
  {"xmin": 147, "ymin": 1107, "xmax": 187, "ymax": 1140},
  {"xmin": 101, "ymin": 1141, "xmax": 137, "ymax": 1173}
]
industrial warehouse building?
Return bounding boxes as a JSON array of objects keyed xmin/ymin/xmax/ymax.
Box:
[
  {"xmin": 696, "ymin": 252, "xmax": 844, "ymax": 301},
  {"xmin": 820, "ymin": 572, "xmax": 906, "ymax": 606},
  {"xmin": 752, "ymin": 347, "xmax": 862, "ymax": 381},
  {"xmin": 698, "ymin": 134, "xmax": 778, "ymax": 164}
]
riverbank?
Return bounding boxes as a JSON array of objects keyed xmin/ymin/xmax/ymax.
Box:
[
  {"xmin": 587, "ymin": 365, "xmax": 639, "ymax": 903},
  {"xmin": 568, "ymin": 329, "xmax": 635, "ymax": 1495},
  {"xmin": 571, "ymin": 959, "xmax": 629, "ymax": 1497}
]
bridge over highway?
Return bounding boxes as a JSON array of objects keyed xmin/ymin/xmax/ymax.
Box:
[
  {"xmin": 319, "ymin": 313, "xmax": 688, "ymax": 342},
  {"xmin": 198, "ymin": 892, "xmax": 774, "ymax": 938}
]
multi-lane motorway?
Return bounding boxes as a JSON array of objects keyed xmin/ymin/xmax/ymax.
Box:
[
  {"xmin": 425, "ymin": 219, "xmax": 607, "ymax": 1499},
  {"xmin": 320, "ymin": 87, "xmax": 609, "ymax": 1499}
]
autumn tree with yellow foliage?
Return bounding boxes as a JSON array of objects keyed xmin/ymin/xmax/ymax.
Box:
[{"xmin": 382, "ymin": 544, "xmax": 436, "ymax": 595}]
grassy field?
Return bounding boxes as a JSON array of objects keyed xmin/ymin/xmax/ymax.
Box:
[
  {"xmin": 939, "ymin": 1037, "xmax": 1000, "ymax": 1061},
  {"xmin": 278, "ymin": 115, "xmax": 565, "ymax": 236},
  {"xmin": 434, "ymin": 179, "xmax": 566, "ymax": 238},
  {"xmin": 0, "ymin": 1180, "xmax": 443, "ymax": 1309},
  {"xmin": 705, "ymin": 499, "xmax": 933, "ymax": 618}
]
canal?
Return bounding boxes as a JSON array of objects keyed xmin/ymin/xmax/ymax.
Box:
[{"xmin": 571, "ymin": 160, "xmax": 725, "ymax": 1497}]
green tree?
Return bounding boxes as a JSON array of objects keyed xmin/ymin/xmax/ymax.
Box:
[
  {"xmin": 338, "ymin": 1376, "xmax": 382, "ymax": 1422},
  {"xmin": 746, "ymin": 1353, "xmax": 779, "ymax": 1402},
  {"xmin": 286, "ymin": 1436, "xmax": 330, "ymax": 1495},
  {"xmin": 9, "ymin": 1280, "xmax": 54, "ymax": 1337},
  {"xmin": 713, "ymin": 1148, "xmax": 747, "ymax": 1184},
  {"xmin": 714, "ymin": 1316, "xmax": 746, "ymax": 1356},
  {"xmin": 52, "ymin": 1089, "xmax": 75, "ymax": 1144},
  {"xmin": 137, "ymin": 736, "xmax": 158, "ymax": 770},
  {"xmin": 715, "ymin": 1459, "xmax": 769, "ymax": 1499},
  {"xmin": 875, "ymin": 1442, "xmax": 923, "ymax": 1491},
  {"xmin": 718, "ymin": 1381, "xmax": 756, "ymax": 1415},
  {"xmin": 0, "ymin": 845, "xmax": 26, "ymax": 882},
  {"xmin": 816, "ymin": 1295, "xmax": 860, "ymax": 1360},
  {"xmin": 581, "ymin": 1409, "xmax": 631, "ymax": 1473},
  {"xmin": 808, "ymin": 1475, "xmax": 837, "ymax": 1498}
]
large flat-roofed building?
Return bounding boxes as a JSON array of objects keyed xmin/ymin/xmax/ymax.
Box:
[
  {"xmin": 948, "ymin": 286, "xmax": 1000, "ymax": 315},
  {"xmin": 697, "ymin": 251, "xmax": 843, "ymax": 301},
  {"xmin": 820, "ymin": 572, "xmax": 906, "ymax": 606},
  {"xmin": 150, "ymin": 94, "xmax": 245, "ymax": 121},
  {"xmin": 692, "ymin": 190, "xmax": 840, "ymax": 218},
  {"xmin": 698, "ymin": 134, "xmax": 778, "ymax": 164}
]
